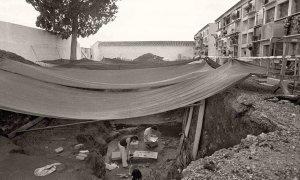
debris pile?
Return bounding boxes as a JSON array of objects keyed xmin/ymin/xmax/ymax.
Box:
[
  {"xmin": 133, "ymin": 53, "xmax": 164, "ymax": 63},
  {"xmin": 182, "ymin": 130, "xmax": 300, "ymax": 180}
]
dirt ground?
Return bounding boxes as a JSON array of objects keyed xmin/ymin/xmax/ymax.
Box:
[
  {"xmin": 0, "ymin": 111, "xmax": 183, "ymax": 180},
  {"xmin": 182, "ymin": 78, "xmax": 300, "ymax": 180}
]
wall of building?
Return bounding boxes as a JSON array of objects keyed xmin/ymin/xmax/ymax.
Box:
[
  {"xmin": 211, "ymin": 0, "xmax": 300, "ymax": 59},
  {"xmin": 194, "ymin": 23, "xmax": 218, "ymax": 57},
  {"xmin": 0, "ymin": 21, "xmax": 80, "ymax": 62},
  {"xmin": 92, "ymin": 42, "xmax": 195, "ymax": 61},
  {"xmin": 208, "ymin": 24, "xmax": 218, "ymax": 56}
]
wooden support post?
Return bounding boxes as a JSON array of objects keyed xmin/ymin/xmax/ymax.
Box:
[
  {"xmin": 184, "ymin": 106, "xmax": 194, "ymax": 137},
  {"xmin": 294, "ymin": 57, "xmax": 298, "ymax": 76},
  {"xmin": 8, "ymin": 117, "xmax": 44, "ymax": 138},
  {"xmin": 296, "ymin": 57, "xmax": 300, "ymax": 86},
  {"xmin": 272, "ymin": 58, "xmax": 275, "ymax": 75},
  {"xmin": 266, "ymin": 58, "xmax": 270, "ymax": 75},
  {"xmin": 16, "ymin": 120, "xmax": 96, "ymax": 133},
  {"xmin": 260, "ymin": 58, "xmax": 263, "ymax": 67},
  {"xmin": 298, "ymin": 57, "xmax": 300, "ymax": 76},
  {"xmin": 192, "ymin": 100, "xmax": 205, "ymax": 160},
  {"xmin": 280, "ymin": 42, "xmax": 289, "ymax": 80}
]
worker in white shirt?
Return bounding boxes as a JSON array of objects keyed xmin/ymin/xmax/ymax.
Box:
[{"xmin": 143, "ymin": 125, "xmax": 158, "ymax": 148}]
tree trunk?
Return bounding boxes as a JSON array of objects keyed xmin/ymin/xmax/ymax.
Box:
[{"xmin": 70, "ymin": 17, "xmax": 78, "ymax": 60}]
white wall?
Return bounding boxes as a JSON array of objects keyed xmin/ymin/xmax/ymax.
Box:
[
  {"xmin": 208, "ymin": 23, "xmax": 218, "ymax": 56},
  {"xmin": 92, "ymin": 43, "xmax": 194, "ymax": 61},
  {"xmin": 0, "ymin": 21, "xmax": 80, "ymax": 62}
]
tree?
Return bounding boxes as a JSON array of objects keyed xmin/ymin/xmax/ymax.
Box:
[{"xmin": 26, "ymin": 0, "xmax": 118, "ymax": 60}]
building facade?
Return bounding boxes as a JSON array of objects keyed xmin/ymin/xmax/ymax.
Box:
[
  {"xmin": 194, "ymin": 23, "xmax": 218, "ymax": 57},
  {"xmin": 91, "ymin": 41, "xmax": 195, "ymax": 61},
  {"xmin": 204, "ymin": 0, "xmax": 300, "ymax": 59}
]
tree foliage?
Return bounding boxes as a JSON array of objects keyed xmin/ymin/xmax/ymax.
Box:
[{"xmin": 26, "ymin": 0, "xmax": 119, "ymax": 60}]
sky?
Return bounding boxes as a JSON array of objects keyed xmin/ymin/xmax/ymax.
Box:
[{"xmin": 0, "ymin": 0, "xmax": 239, "ymax": 47}]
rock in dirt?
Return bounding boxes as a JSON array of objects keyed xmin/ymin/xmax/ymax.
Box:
[
  {"xmin": 55, "ymin": 147, "xmax": 64, "ymax": 153},
  {"xmin": 74, "ymin": 143, "xmax": 84, "ymax": 150}
]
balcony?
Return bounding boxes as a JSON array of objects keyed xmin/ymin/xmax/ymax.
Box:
[
  {"xmin": 261, "ymin": 21, "xmax": 284, "ymax": 39},
  {"xmin": 255, "ymin": 10, "xmax": 264, "ymax": 26},
  {"xmin": 244, "ymin": 2, "xmax": 256, "ymax": 17}
]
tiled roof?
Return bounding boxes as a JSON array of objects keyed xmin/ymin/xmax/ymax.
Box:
[{"xmin": 97, "ymin": 41, "xmax": 195, "ymax": 47}]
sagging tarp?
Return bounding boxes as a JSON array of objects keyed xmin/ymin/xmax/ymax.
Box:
[
  {"xmin": 0, "ymin": 58, "xmax": 212, "ymax": 90},
  {"xmin": 0, "ymin": 59, "xmax": 266, "ymax": 120},
  {"xmin": 42, "ymin": 59, "xmax": 197, "ymax": 70}
]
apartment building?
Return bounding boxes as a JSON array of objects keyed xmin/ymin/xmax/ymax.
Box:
[
  {"xmin": 194, "ymin": 23, "xmax": 218, "ymax": 57},
  {"xmin": 211, "ymin": 0, "xmax": 300, "ymax": 58}
]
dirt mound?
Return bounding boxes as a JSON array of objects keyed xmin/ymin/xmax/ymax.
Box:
[
  {"xmin": 0, "ymin": 49, "xmax": 37, "ymax": 66},
  {"xmin": 133, "ymin": 53, "xmax": 165, "ymax": 63},
  {"xmin": 101, "ymin": 57, "xmax": 133, "ymax": 64}
]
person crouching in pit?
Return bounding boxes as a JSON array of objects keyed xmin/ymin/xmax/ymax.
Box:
[
  {"xmin": 118, "ymin": 135, "xmax": 139, "ymax": 168},
  {"xmin": 144, "ymin": 125, "xmax": 159, "ymax": 148}
]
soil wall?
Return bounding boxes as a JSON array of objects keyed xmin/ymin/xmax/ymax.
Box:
[{"xmin": 184, "ymin": 86, "xmax": 278, "ymax": 162}]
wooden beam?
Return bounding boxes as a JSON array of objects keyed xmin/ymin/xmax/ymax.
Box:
[
  {"xmin": 266, "ymin": 58, "xmax": 270, "ymax": 75},
  {"xmin": 192, "ymin": 100, "xmax": 205, "ymax": 160},
  {"xmin": 8, "ymin": 117, "xmax": 44, "ymax": 138},
  {"xmin": 184, "ymin": 106, "xmax": 194, "ymax": 137},
  {"xmin": 280, "ymin": 42, "xmax": 289, "ymax": 79},
  {"xmin": 16, "ymin": 120, "xmax": 96, "ymax": 133}
]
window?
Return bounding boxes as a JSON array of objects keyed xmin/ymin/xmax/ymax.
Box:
[
  {"xmin": 264, "ymin": 0, "xmax": 269, "ymax": 5},
  {"xmin": 278, "ymin": 2, "xmax": 289, "ymax": 19},
  {"xmin": 291, "ymin": 0, "xmax": 300, "ymax": 14},
  {"xmin": 217, "ymin": 21, "xmax": 221, "ymax": 29},
  {"xmin": 263, "ymin": 45, "xmax": 270, "ymax": 56},
  {"xmin": 249, "ymin": 17, "xmax": 255, "ymax": 29},
  {"xmin": 255, "ymin": 10, "xmax": 264, "ymax": 26},
  {"xmin": 266, "ymin": 7, "xmax": 275, "ymax": 23},
  {"xmin": 224, "ymin": 15, "xmax": 231, "ymax": 25},
  {"xmin": 237, "ymin": 9, "xmax": 241, "ymax": 19},
  {"xmin": 248, "ymin": 32, "xmax": 253, "ymax": 43},
  {"xmin": 242, "ymin": 34, "xmax": 247, "ymax": 44},
  {"xmin": 242, "ymin": 20, "xmax": 248, "ymax": 32}
]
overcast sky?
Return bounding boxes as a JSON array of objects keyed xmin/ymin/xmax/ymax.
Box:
[{"xmin": 0, "ymin": 0, "xmax": 238, "ymax": 47}]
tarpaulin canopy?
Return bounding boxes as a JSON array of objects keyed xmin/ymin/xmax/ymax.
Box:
[
  {"xmin": 0, "ymin": 58, "xmax": 266, "ymax": 120},
  {"xmin": 42, "ymin": 59, "xmax": 197, "ymax": 70},
  {"xmin": 0, "ymin": 59, "xmax": 212, "ymax": 90}
]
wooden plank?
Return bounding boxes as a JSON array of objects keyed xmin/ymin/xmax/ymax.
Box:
[
  {"xmin": 132, "ymin": 151, "xmax": 158, "ymax": 159},
  {"xmin": 8, "ymin": 117, "xmax": 44, "ymax": 138},
  {"xmin": 17, "ymin": 120, "xmax": 96, "ymax": 133},
  {"xmin": 280, "ymin": 42, "xmax": 289, "ymax": 79},
  {"xmin": 192, "ymin": 100, "xmax": 206, "ymax": 160},
  {"xmin": 184, "ymin": 106, "xmax": 194, "ymax": 137},
  {"xmin": 266, "ymin": 58, "xmax": 270, "ymax": 75},
  {"xmin": 111, "ymin": 151, "xmax": 158, "ymax": 161}
]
